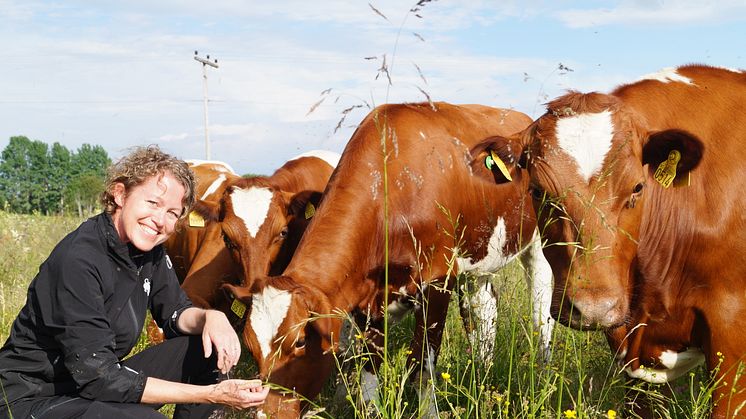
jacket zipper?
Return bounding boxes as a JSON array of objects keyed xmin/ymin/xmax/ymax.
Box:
[{"xmin": 126, "ymin": 265, "xmax": 144, "ymax": 338}]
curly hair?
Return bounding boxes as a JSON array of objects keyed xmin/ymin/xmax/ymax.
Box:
[{"xmin": 101, "ymin": 145, "xmax": 195, "ymax": 218}]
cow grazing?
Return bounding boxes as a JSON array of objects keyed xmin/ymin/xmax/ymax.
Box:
[
  {"xmin": 224, "ymin": 102, "xmax": 554, "ymax": 418},
  {"xmin": 188, "ymin": 151, "xmax": 339, "ymax": 314},
  {"xmin": 472, "ymin": 65, "xmax": 746, "ymax": 417}
]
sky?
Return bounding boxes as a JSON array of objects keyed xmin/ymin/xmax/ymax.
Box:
[{"xmin": 1, "ymin": 0, "xmax": 744, "ymax": 175}]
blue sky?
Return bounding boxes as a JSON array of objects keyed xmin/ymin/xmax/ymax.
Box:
[{"xmin": 1, "ymin": 0, "xmax": 744, "ymax": 175}]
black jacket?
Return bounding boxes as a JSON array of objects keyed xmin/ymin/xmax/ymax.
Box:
[{"xmin": 0, "ymin": 212, "xmax": 192, "ymax": 405}]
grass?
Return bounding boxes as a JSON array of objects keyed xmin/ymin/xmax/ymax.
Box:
[{"xmin": 0, "ymin": 210, "xmax": 719, "ymax": 418}]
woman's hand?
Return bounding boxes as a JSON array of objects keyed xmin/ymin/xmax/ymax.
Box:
[
  {"xmin": 201, "ymin": 310, "xmax": 242, "ymax": 374},
  {"xmin": 208, "ymin": 379, "xmax": 270, "ymax": 409}
]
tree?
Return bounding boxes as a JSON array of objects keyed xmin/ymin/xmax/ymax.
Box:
[
  {"xmin": 65, "ymin": 173, "xmax": 104, "ymax": 217},
  {"xmin": 0, "ymin": 137, "xmax": 110, "ymax": 215}
]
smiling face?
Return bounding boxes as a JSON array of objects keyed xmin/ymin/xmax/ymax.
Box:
[{"xmin": 111, "ymin": 171, "xmax": 186, "ymax": 251}]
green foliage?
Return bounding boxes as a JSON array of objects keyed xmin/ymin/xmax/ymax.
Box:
[{"xmin": 0, "ymin": 136, "xmax": 111, "ymax": 215}]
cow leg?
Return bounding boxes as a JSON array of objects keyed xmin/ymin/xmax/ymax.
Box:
[
  {"xmin": 410, "ymin": 283, "xmax": 451, "ymax": 418},
  {"xmin": 457, "ymin": 273, "xmax": 499, "ymax": 364},
  {"xmin": 519, "ymin": 235, "xmax": 554, "ymax": 363}
]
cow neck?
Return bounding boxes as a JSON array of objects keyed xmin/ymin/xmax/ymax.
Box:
[
  {"xmin": 283, "ymin": 187, "xmax": 379, "ymax": 310},
  {"xmin": 634, "ymin": 172, "xmax": 702, "ymax": 329}
]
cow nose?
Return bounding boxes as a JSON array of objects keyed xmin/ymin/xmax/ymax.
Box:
[{"xmin": 572, "ymin": 293, "xmax": 625, "ymax": 329}]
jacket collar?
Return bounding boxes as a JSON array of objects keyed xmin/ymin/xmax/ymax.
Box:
[{"xmin": 98, "ymin": 212, "xmax": 141, "ymax": 270}]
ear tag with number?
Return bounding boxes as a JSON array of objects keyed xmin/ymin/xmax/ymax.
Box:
[
  {"xmin": 485, "ymin": 150, "xmax": 513, "ymax": 181},
  {"xmin": 653, "ymin": 150, "xmax": 681, "ymax": 189},
  {"xmin": 231, "ymin": 298, "xmax": 246, "ymax": 318},
  {"xmin": 304, "ymin": 202, "xmax": 316, "ymax": 220},
  {"xmin": 188, "ymin": 211, "xmax": 205, "ymax": 227}
]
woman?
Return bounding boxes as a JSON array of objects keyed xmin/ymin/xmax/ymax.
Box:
[{"xmin": 0, "ymin": 146, "xmax": 268, "ymax": 418}]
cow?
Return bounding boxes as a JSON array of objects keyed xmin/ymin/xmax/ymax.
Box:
[
  {"xmin": 187, "ymin": 150, "xmax": 339, "ymax": 314},
  {"xmin": 471, "ymin": 65, "xmax": 746, "ymax": 417},
  {"xmin": 223, "ymin": 102, "xmax": 555, "ymax": 418},
  {"xmin": 165, "ymin": 159, "xmax": 241, "ymax": 286}
]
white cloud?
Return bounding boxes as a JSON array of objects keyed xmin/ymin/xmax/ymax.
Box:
[
  {"xmin": 159, "ymin": 132, "xmax": 189, "ymax": 142},
  {"xmin": 557, "ymin": 0, "xmax": 746, "ymax": 28}
]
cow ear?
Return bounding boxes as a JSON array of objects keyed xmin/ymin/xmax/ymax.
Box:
[
  {"xmin": 469, "ymin": 135, "xmax": 522, "ymax": 184},
  {"xmin": 287, "ymin": 190, "xmax": 323, "ymax": 221},
  {"xmin": 221, "ymin": 283, "xmax": 253, "ymax": 312},
  {"xmin": 643, "ymin": 129, "xmax": 704, "ymax": 188},
  {"xmin": 192, "ymin": 199, "xmax": 221, "ymax": 222}
]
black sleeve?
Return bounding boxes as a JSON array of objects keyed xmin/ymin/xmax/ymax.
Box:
[
  {"xmin": 149, "ymin": 251, "xmax": 193, "ymax": 339},
  {"xmin": 36, "ymin": 253, "xmax": 147, "ymax": 403}
]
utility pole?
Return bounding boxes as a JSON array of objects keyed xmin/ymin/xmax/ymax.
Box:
[{"xmin": 194, "ymin": 51, "xmax": 219, "ymax": 160}]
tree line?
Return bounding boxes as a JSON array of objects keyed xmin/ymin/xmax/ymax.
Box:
[{"xmin": 0, "ymin": 136, "xmax": 111, "ymax": 216}]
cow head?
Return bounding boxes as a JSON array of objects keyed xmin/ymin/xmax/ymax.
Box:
[
  {"xmin": 192, "ymin": 178, "xmax": 321, "ymax": 289},
  {"xmin": 472, "ymin": 91, "xmax": 703, "ymax": 330},
  {"xmin": 223, "ymin": 279, "xmax": 341, "ymax": 418}
]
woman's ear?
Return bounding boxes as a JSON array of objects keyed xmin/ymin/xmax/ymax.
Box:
[{"xmin": 112, "ymin": 182, "xmax": 126, "ymax": 207}]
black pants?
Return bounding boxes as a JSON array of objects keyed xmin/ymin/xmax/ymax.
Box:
[{"xmin": 3, "ymin": 336, "xmax": 224, "ymax": 419}]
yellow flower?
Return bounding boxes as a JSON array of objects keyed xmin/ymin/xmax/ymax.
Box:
[
  {"xmin": 563, "ymin": 409, "xmax": 577, "ymax": 418},
  {"xmin": 607, "ymin": 410, "xmax": 617, "ymax": 419},
  {"xmin": 405, "ymin": 349, "xmax": 413, "ymax": 355},
  {"xmin": 355, "ymin": 333, "xmax": 364, "ymax": 340},
  {"xmin": 441, "ymin": 372, "xmax": 451, "ymax": 382}
]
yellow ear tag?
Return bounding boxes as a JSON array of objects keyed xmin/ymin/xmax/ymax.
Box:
[
  {"xmin": 304, "ymin": 202, "xmax": 316, "ymax": 220},
  {"xmin": 231, "ymin": 298, "xmax": 246, "ymax": 318},
  {"xmin": 490, "ymin": 150, "xmax": 513, "ymax": 181},
  {"xmin": 188, "ymin": 211, "xmax": 205, "ymax": 228},
  {"xmin": 653, "ymin": 150, "xmax": 681, "ymax": 189}
]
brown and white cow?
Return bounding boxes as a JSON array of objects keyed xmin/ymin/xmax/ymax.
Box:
[
  {"xmin": 224, "ymin": 102, "xmax": 554, "ymax": 417},
  {"xmin": 189, "ymin": 151, "xmax": 339, "ymax": 314},
  {"xmin": 473, "ymin": 65, "xmax": 746, "ymax": 417},
  {"xmin": 165, "ymin": 160, "xmax": 241, "ymax": 291}
]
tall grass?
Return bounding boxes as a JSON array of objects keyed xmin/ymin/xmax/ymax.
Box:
[
  {"xmin": 0, "ymin": 213, "xmax": 721, "ymax": 418},
  {"xmin": 0, "ymin": 210, "xmax": 86, "ymax": 343}
]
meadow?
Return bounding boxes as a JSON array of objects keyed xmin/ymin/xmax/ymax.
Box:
[{"xmin": 0, "ymin": 210, "xmax": 716, "ymax": 418}]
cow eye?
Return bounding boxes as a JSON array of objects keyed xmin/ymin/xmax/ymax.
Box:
[
  {"xmin": 279, "ymin": 227, "xmax": 289, "ymax": 239},
  {"xmin": 633, "ymin": 182, "xmax": 644, "ymax": 194},
  {"xmin": 530, "ymin": 185, "xmax": 545, "ymax": 201},
  {"xmin": 294, "ymin": 338, "xmax": 306, "ymax": 349}
]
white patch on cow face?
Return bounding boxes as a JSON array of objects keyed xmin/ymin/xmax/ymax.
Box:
[
  {"xmin": 625, "ymin": 348, "xmax": 704, "ymax": 384},
  {"xmin": 230, "ymin": 187, "xmax": 273, "ymax": 238},
  {"xmin": 555, "ymin": 110, "xmax": 615, "ymax": 182},
  {"xmin": 250, "ymin": 286, "xmax": 293, "ymax": 360},
  {"xmin": 289, "ymin": 150, "xmax": 341, "ymax": 168},
  {"xmin": 637, "ymin": 67, "xmax": 695, "ymax": 85},
  {"xmin": 200, "ymin": 174, "xmax": 227, "ymax": 200},
  {"xmin": 457, "ymin": 217, "xmax": 515, "ymax": 274}
]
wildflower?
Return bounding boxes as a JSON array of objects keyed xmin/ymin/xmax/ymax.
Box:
[
  {"xmin": 441, "ymin": 372, "xmax": 451, "ymax": 382},
  {"xmin": 607, "ymin": 410, "xmax": 617, "ymax": 419},
  {"xmin": 563, "ymin": 409, "xmax": 577, "ymax": 418},
  {"xmin": 405, "ymin": 349, "xmax": 412, "ymax": 355},
  {"xmin": 355, "ymin": 333, "xmax": 364, "ymax": 340}
]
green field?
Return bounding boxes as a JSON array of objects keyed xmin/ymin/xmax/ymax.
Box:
[{"xmin": 0, "ymin": 211, "xmax": 717, "ymax": 418}]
